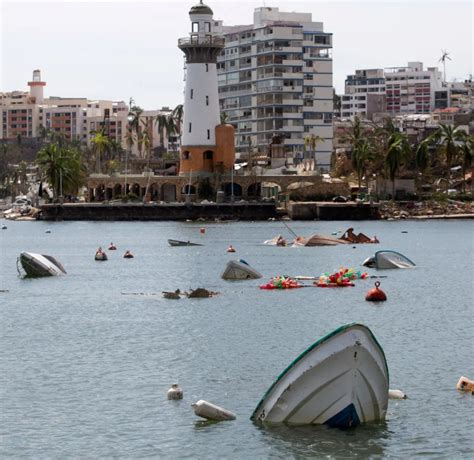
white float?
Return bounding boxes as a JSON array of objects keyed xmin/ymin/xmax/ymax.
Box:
[
  {"xmin": 167, "ymin": 384, "xmax": 183, "ymax": 400},
  {"xmin": 191, "ymin": 400, "xmax": 236, "ymax": 421},
  {"xmin": 388, "ymin": 389, "xmax": 407, "ymax": 399}
]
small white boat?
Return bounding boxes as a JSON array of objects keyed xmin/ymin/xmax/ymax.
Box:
[
  {"xmin": 168, "ymin": 239, "xmax": 203, "ymax": 247},
  {"xmin": 362, "ymin": 250, "xmax": 415, "ymax": 269},
  {"xmin": 221, "ymin": 260, "xmax": 262, "ymax": 280},
  {"xmin": 251, "ymin": 323, "xmax": 389, "ymax": 427},
  {"xmin": 18, "ymin": 252, "xmax": 67, "ymax": 277}
]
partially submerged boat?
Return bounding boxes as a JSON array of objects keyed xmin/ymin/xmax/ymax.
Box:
[
  {"xmin": 95, "ymin": 251, "xmax": 108, "ymax": 261},
  {"xmin": 251, "ymin": 323, "xmax": 389, "ymax": 428},
  {"xmin": 18, "ymin": 252, "xmax": 67, "ymax": 277},
  {"xmin": 263, "ymin": 235, "xmax": 287, "ymax": 246},
  {"xmin": 293, "ymin": 234, "xmax": 349, "ymax": 247},
  {"xmin": 362, "ymin": 250, "xmax": 415, "ymax": 269},
  {"xmin": 221, "ymin": 259, "xmax": 262, "ymax": 280},
  {"xmin": 168, "ymin": 239, "xmax": 203, "ymax": 247}
]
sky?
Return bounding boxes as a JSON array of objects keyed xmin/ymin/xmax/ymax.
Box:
[{"xmin": 1, "ymin": 0, "xmax": 472, "ymax": 109}]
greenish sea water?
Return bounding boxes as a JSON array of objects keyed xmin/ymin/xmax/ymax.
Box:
[{"xmin": 1, "ymin": 219, "xmax": 473, "ymax": 458}]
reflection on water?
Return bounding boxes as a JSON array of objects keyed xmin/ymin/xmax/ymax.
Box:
[{"xmin": 257, "ymin": 422, "xmax": 390, "ymax": 458}]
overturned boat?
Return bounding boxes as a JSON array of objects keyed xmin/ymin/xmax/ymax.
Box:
[
  {"xmin": 18, "ymin": 252, "xmax": 67, "ymax": 277},
  {"xmin": 168, "ymin": 239, "xmax": 203, "ymax": 247},
  {"xmin": 363, "ymin": 250, "xmax": 415, "ymax": 269},
  {"xmin": 293, "ymin": 234, "xmax": 349, "ymax": 247},
  {"xmin": 221, "ymin": 259, "xmax": 262, "ymax": 280},
  {"xmin": 251, "ymin": 323, "xmax": 389, "ymax": 428}
]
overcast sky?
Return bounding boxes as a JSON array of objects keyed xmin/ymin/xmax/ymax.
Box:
[{"xmin": 1, "ymin": 0, "xmax": 472, "ymax": 109}]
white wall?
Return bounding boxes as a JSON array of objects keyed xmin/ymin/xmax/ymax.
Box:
[{"xmin": 182, "ymin": 63, "xmax": 220, "ymax": 146}]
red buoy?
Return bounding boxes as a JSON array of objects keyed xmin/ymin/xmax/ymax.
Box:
[
  {"xmin": 365, "ymin": 281, "xmax": 387, "ymax": 301},
  {"xmin": 200, "ymin": 227, "xmax": 206, "ymax": 234}
]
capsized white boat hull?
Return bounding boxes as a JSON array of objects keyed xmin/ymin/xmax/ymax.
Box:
[
  {"xmin": 19, "ymin": 252, "xmax": 66, "ymax": 277},
  {"xmin": 363, "ymin": 250, "xmax": 415, "ymax": 269},
  {"xmin": 251, "ymin": 323, "xmax": 389, "ymax": 427},
  {"xmin": 221, "ymin": 260, "xmax": 262, "ymax": 280}
]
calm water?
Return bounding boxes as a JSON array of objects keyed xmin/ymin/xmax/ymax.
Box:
[{"xmin": 1, "ymin": 219, "xmax": 473, "ymax": 459}]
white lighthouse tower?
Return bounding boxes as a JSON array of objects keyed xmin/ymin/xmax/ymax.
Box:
[{"xmin": 178, "ymin": 1, "xmax": 234, "ymax": 178}]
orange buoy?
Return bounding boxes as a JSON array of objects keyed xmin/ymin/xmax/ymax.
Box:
[
  {"xmin": 200, "ymin": 227, "xmax": 206, "ymax": 234},
  {"xmin": 456, "ymin": 376, "xmax": 474, "ymax": 394},
  {"xmin": 365, "ymin": 281, "xmax": 387, "ymax": 301},
  {"xmin": 227, "ymin": 245, "xmax": 236, "ymax": 253}
]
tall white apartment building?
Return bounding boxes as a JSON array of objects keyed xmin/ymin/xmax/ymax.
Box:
[
  {"xmin": 215, "ymin": 7, "xmax": 333, "ymax": 169},
  {"xmin": 341, "ymin": 68, "xmax": 385, "ymax": 119}
]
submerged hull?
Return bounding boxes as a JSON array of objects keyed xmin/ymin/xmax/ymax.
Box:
[
  {"xmin": 19, "ymin": 252, "xmax": 66, "ymax": 277},
  {"xmin": 294, "ymin": 235, "xmax": 349, "ymax": 247},
  {"xmin": 168, "ymin": 239, "xmax": 203, "ymax": 247},
  {"xmin": 251, "ymin": 323, "xmax": 389, "ymax": 427},
  {"xmin": 221, "ymin": 260, "xmax": 262, "ymax": 280},
  {"xmin": 363, "ymin": 251, "xmax": 415, "ymax": 269}
]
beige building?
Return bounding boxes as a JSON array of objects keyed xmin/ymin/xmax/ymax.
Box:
[{"xmin": 1, "ymin": 70, "xmax": 172, "ymax": 156}]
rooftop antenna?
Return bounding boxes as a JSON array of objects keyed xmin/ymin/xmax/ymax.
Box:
[{"xmin": 439, "ymin": 49, "xmax": 451, "ymax": 84}]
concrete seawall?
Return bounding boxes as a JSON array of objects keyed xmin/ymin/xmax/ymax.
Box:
[
  {"xmin": 40, "ymin": 202, "xmax": 278, "ymax": 221},
  {"xmin": 288, "ymin": 202, "xmax": 380, "ymax": 220}
]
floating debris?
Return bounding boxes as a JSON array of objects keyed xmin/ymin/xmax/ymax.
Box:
[
  {"xmin": 167, "ymin": 384, "xmax": 184, "ymax": 400},
  {"xmin": 389, "ymin": 389, "xmax": 408, "ymax": 399},
  {"xmin": 163, "ymin": 289, "xmax": 181, "ymax": 300},
  {"xmin": 186, "ymin": 288, "xmax": 219, "ymax": 298},
  {"xmin": 192, "ymin": 400, "xmax": 236, "ymax": 421}
]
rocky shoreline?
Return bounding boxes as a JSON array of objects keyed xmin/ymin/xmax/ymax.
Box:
[{"xmin": 379, "ymin": 200, "xmax": 474, "ymax": 220}]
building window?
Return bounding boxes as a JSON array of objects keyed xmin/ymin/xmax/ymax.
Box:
[
  {"xmin": 206, "ymin": 95, "xmax": 209, "ymax": 106},
  {"xmin": 190, "ymin": 89, "xmax": 193, "ymax": 99},
  {"xmin": 204, "ymin": 150, "xmax": 213, "ymax": 159},
  {"xmin": 205, "ymin": 22, "xmax": 211, "ymax": 32},
  {"xmin": 207, "ymin": 129, "xmax": 210, "ymax": 139},
  {"xmin": 182, "ymin": 150, "xmax": 190, "ymax": 160},
  {"xmin": 192, "ymin": 22, "xmax": 199, "ymax": 33},
  {"xmin": 189, "ymin": 123, "xmax": 192, "ymax": 133}
]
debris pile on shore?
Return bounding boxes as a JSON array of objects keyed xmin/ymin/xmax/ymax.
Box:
[
  {"xmin": 2, "ymin": 206, "xmax": 41, "ymax": 221},
  {"xmin": 379, "ymin": 200, "xmax": 473, "ymax": 219}
]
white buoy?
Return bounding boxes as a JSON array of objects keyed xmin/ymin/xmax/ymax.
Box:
[
  {"xmin": 389, "ymin": 389, "xmax": 407, "ymax": 399},
  {"xmin": 167, "ymin": 384, "xmax": 183, "ymax": 400},
  {"xmin": 1, "ymin": 225, "xmax": 7, "ymax": 230},
  {"xmin": 45, "ymin": 229, "xmax": 51, "ymax": 234},
  {"xmin": 191, "ymin": 399, "xmax": 236, "ymax": 421}
]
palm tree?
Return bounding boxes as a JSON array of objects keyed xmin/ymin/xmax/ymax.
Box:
[
  {"xmin": 385, "ymin": 132, "xmax": 408, "ymax": 199},
  {"xmin": 414, "ymin": 139, "xmax": 431, "ymax": 189},
  {"xmin": 90, "ymin": 130, "xmax": 110, "ymax": 174},
  {"xmin": 36, "ymin": 143, "xmax": 84, "ymax": 200},
  {"xmin": 432, "ymin": 123, "xmax": 465, "ymax": 181},
  {"xmin": 141, "ymin": 122, "xmax": 152, "ymax": 167},
  {"xmin": 459, "ymin": 135, "xmax": 473, "ymax": 194},
  {"xmin": 439, "ymin": 50, "xmax": 451, "ymax": 84},
  {"xmin": 128, "ymin": 103, "xmax": 143, "ymax": 156},
  {"xmin": 304, "ymin": 134, "xmax": 324, "ymax": 166},
  {"xmin": 352, "ymin": 140, "xmax": 374, "ymax": 190},
  {"xmin": 155, "ymin": 113, "xmax": 170, "ymax": 154},
  {"xmin": 171, "ymin": 104, "xmax": 184, "ymax": 152}
]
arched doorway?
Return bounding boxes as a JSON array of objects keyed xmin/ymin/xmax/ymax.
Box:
[
  {"xmin": 247, "ymin": 182, "xmax": 262, "ymax": 198},
  {"xmin": 105, "ymin": 187, "xmax": 113, "ymax": 200},
  {"xmin": 161, "ymin": 183, "xmax": 176, "ymax": 202},
  {"xmin": 181, "ymin": 184, "xmax": 197, "ymax": 195},
  {"xmin": 131, "ymin": 183, "xmax": 140, "ymax": 198},
  {"xmin": 96, "ymin": 184, "xmax": 105, "ymax": 201},
  {"xmin": 149, "ymin": 183, "xmax": 159, "ymax": 201},
  {"xmin": 222, "ymin": 182, "xmax": 242, "ymax": 197},
  {"xmin": 113, "ymin": 183, "xmax": 122, "ymax": 198}
]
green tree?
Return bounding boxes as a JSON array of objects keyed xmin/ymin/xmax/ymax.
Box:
[
  {"xmin": 432, "ymin": 124, "xmax": 465, "ymax": 181},
  {"xmin": 304, "ymin": 133, "xmax": 324, "ymax": 166},
  {"xmin": 36, "ymin": 143, "xmax": 85, "ymax": 200},
  {"xmin": 90, "ymin": 130, "xmax": 110, "ymax": 174},
  {"xmin": 459, "ymin": 135, "xmax": 473, "ymax": 194},
  {"xmin": 352, "ymin": 140, "xmax": 375, "ymax": 190},
  {"xmin": 155, "ymin": 113, "xmax": 171, "ymax": 154},
  {"xmin": 385, "ymin": 132, "xmax": 408, "ymax": 199}
]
